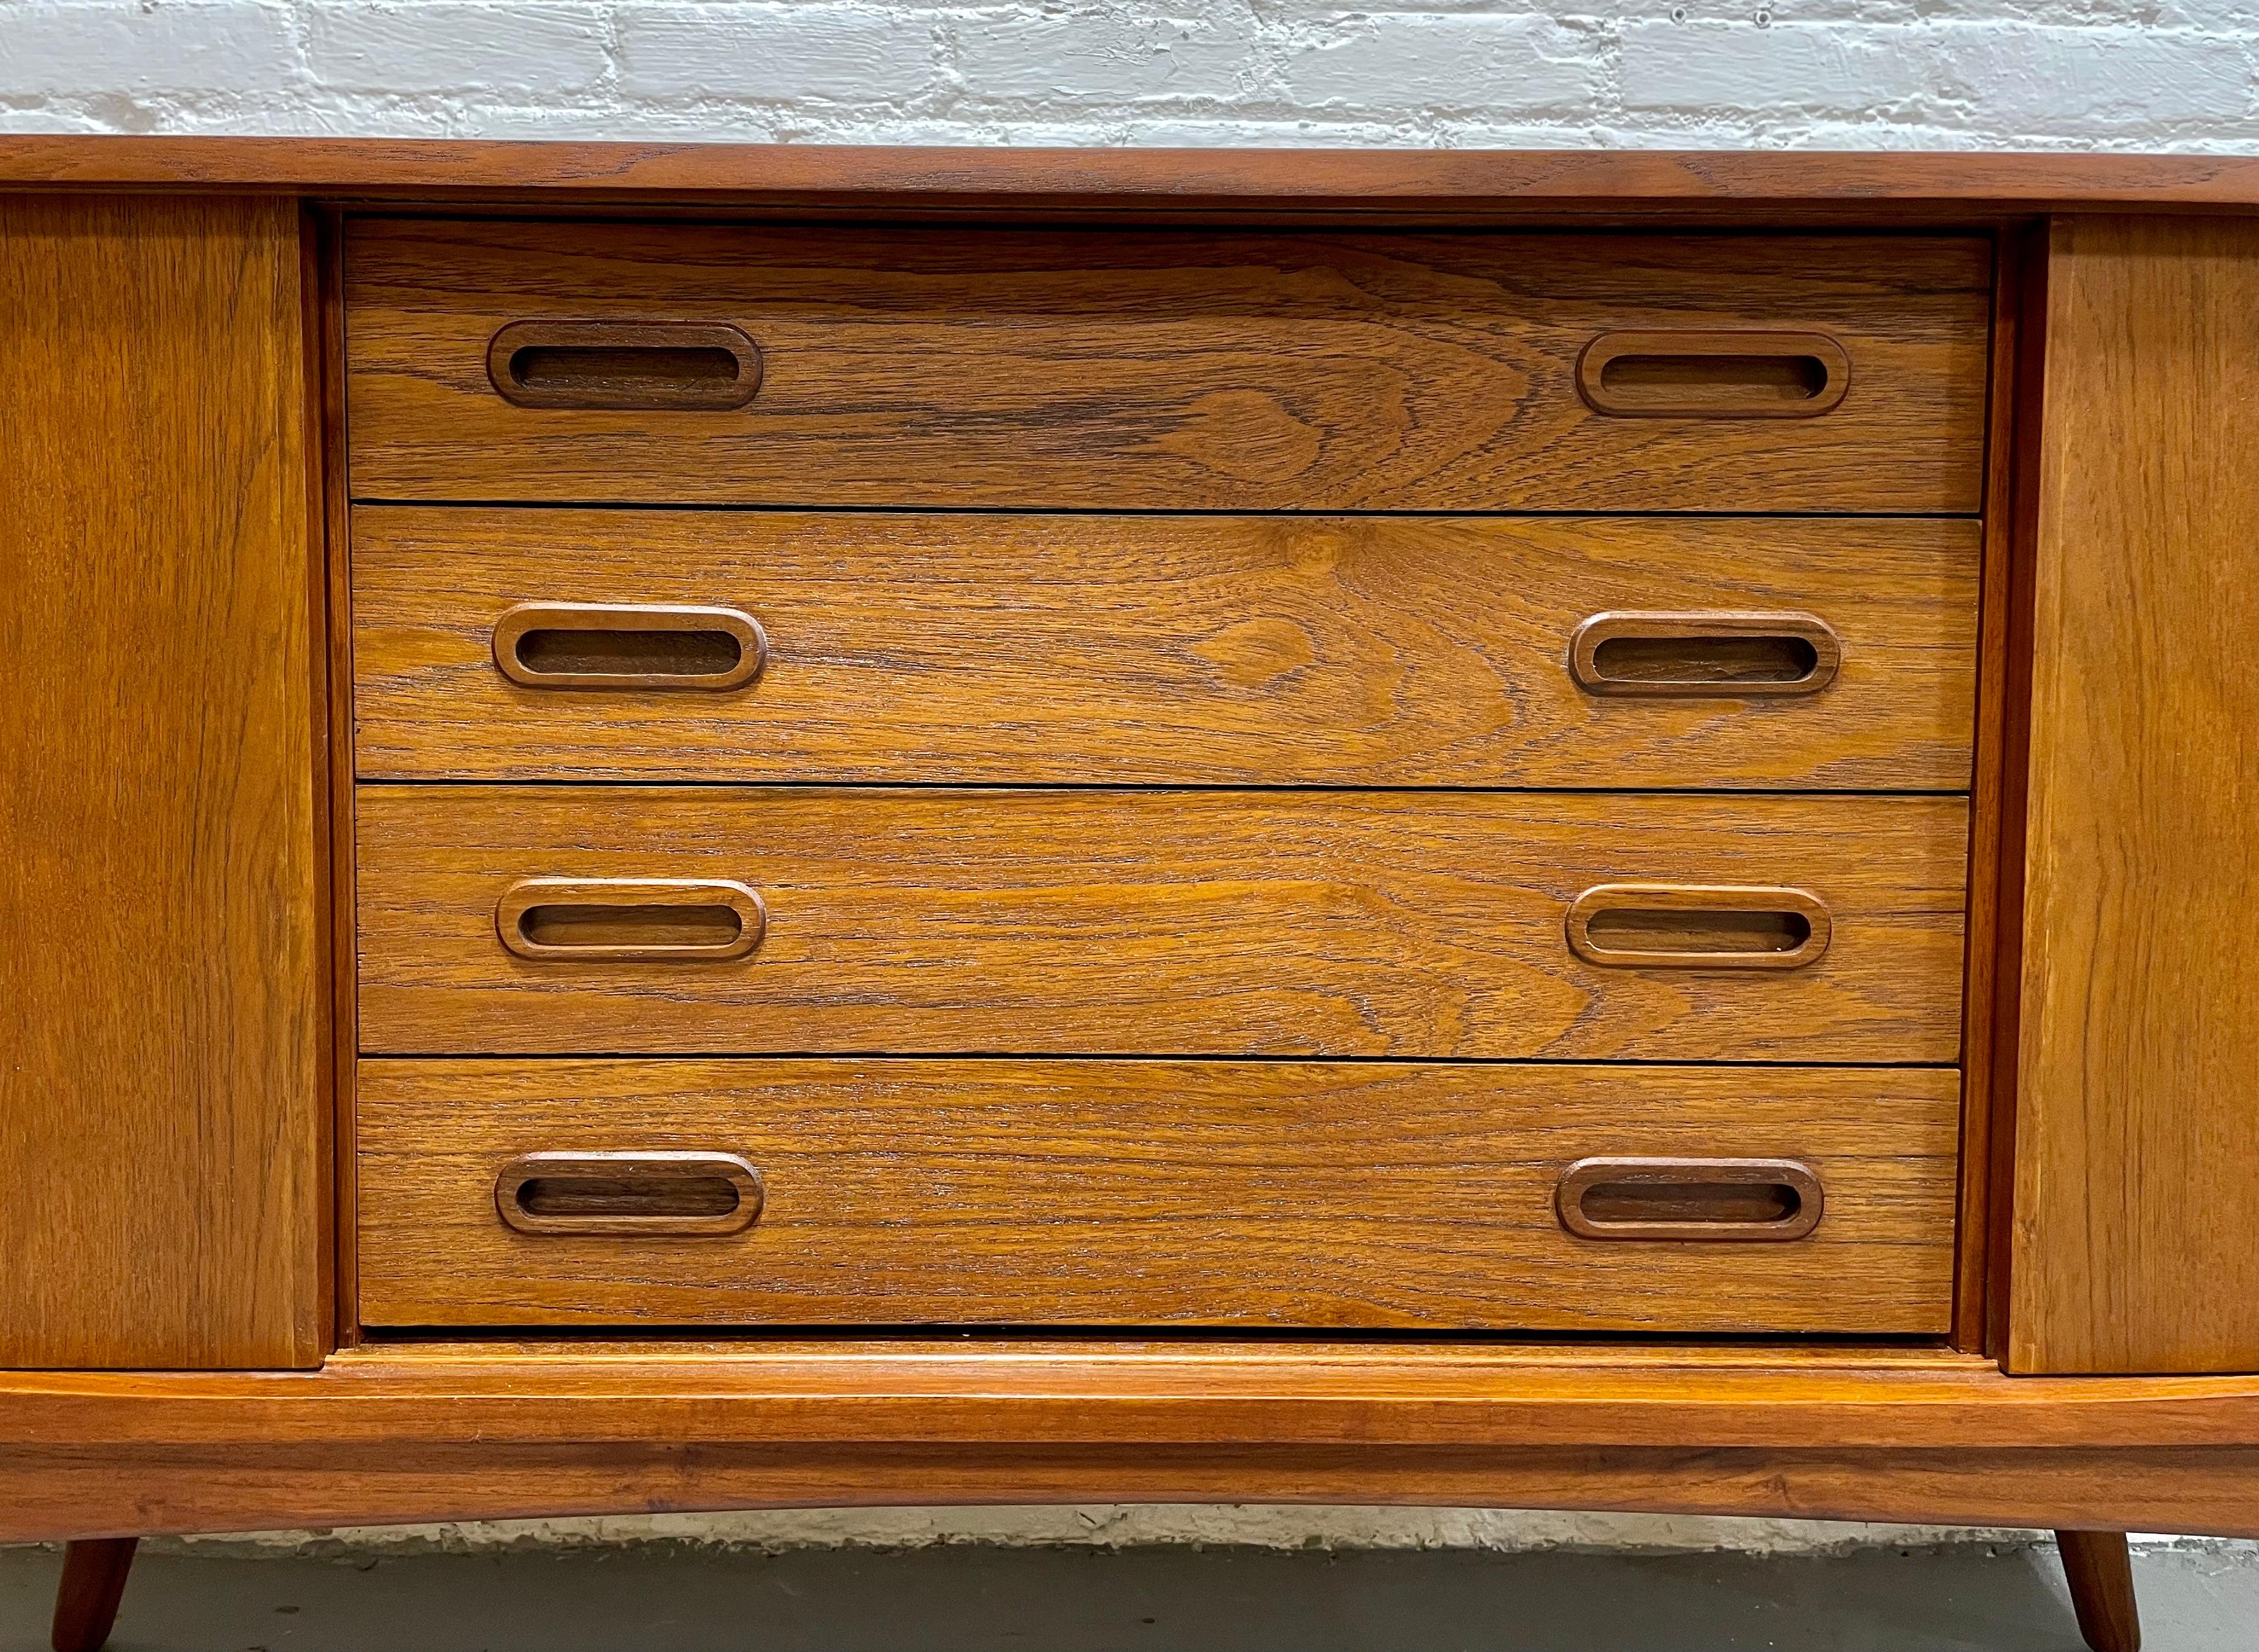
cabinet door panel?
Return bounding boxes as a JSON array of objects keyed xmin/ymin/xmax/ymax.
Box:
[
  {"xmin": 0, "ymin": 197, "xmax": 329, "ymax": 1367},
  {"xmin": 2010, "ymin": 216, "xmax": 2259, "ymax": 1373}
]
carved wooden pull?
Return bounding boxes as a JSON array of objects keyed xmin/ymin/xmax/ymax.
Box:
[
  {"xmin": 1569, "ymin": 611, "xmax": 1841, "ymax": 697},
  {"xmin": 493, "ymin": 602, "xmax": 768, "ymax": 690},
  {"xmin": 487, "ymin": 320, "xmax": 762, "ymax": 410},
  {"xmin": 1557, "ymin": 1156, "xmax": 1824, "ymax": 1241},
  {"xmin": 496, "ymin": 1150, "xmax": 764, "ymax": 1236},
  {"xmin": 1565, "ymin": 883, "xmax": 1831, "ymax": 970},
  {"xmin": 497, "ymin": 878, "xmax": 766, "ymax": 961},
  {"xmin": 1577, "ymin": 330, "xmax": 1850, "ymax": 418}
]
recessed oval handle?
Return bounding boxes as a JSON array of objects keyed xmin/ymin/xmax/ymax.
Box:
[
  {"xmin": 486, "ymin": 320, "xmax": 763, "ymax": 410},
  {"xmin": 1565, "ymin": 883, "xmax": 1831, "ymax": 970},
  {"xmin": 1569, "ymin": 611, "xmax": 1841, "ymax": 699},
  {"xmin": 492, "ymin": 602, "xmax": 768, "ymax": 691},
  {"xmin": 1576, "ymin": 330, "xmax": 1850, "ymax": 418},
  {"xmin": 1557, "ymin": 1156, "xmax": 1824, "ymax": 1242},
  {"xmin": 496, "ymin": 1150, "xmax": 764, "ymax": 1236},
  {"xmin": 497, "ymin": 878, "xmax": 766, "ymax": 962}
]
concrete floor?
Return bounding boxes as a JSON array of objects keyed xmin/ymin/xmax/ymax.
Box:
[{"xmin": 3, "ymin": 1540, "xmax": 2256, "ymax": 1651}]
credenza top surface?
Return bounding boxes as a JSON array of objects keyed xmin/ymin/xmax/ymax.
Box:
[{"xmin": 3, "ymin": 137, "xmax": 2258, "ymax": 219}]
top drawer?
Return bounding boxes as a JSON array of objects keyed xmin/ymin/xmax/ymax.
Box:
[{"xmin": 345, "ymin": 222, "xmax": 1991, "ymax": 513}]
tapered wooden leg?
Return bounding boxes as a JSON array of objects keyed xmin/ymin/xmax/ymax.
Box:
[
  {"xmin": 2057, "ymin": 1530, "xmax": 2141, "ymax": 1652},
  {"xmin": 50, "ymin": 1538, "xmax": 137, "ymax": 1652}
]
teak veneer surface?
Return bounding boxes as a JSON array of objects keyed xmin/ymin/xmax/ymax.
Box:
[
  {"xmin": 12, "ymin": 1346, "xmax": 2259, "ymax": 1542},
  {"xmin": 345, "ymin": 221, "xmax": 1989, "ymax": 513},
  {"xmin": 354, "ymin": 509, "xmax": 1980, "ymax": 790},
  {"xmin": 10, "ymin": 140, "xmax": 2259, "ymax": 218},
  {"xmin": 0, "ymin": 195, "xmax": 329, "ymax": 1369},
  {"xmin": 2009, "ymin": 215, "xmax": 2259, "ymax": 1375},
  {"xmin": 18, "ymin": 1343, "xmax": 2259, "ymax": 1451},
  {"xmin": 356, "ymin": 788, "xmax": 1968, "ymax": 1061},
  {"xmin": 9, "ymin": 156, "xmax": 2259, "ymax": 1563},
  {"xmin": 10, "ymin": 1441, "xmax": 2259, "ymax": 1547},
  {"xmin": 355, "ymin": 1059, "xmax": 1957, "ymax": 1333}
]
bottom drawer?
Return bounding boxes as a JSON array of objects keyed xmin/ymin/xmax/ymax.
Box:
[{"xmin": 357, "ymin": 1060, "xmax": 1959, "ymax": 1334}]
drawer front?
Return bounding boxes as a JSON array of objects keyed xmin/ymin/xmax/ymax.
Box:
[
  {"xmin": 356, "ymin": 789, "xmax": 1968, "ymax": 1060},
  {"xmin": 354, "ymin": 510, "xmax": 1980, "ymax": 790},
  {"xmin": 356, "ymin": 1059, "xmax": 1960, "ymax": 1334},
  {"xmin": 346, "ymin": 222, "xmax": 1989, "ymax": 512}
]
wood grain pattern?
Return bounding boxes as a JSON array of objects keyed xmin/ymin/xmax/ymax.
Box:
[
  {"xmin": 344, "ymin": 222, "xmax": 1989, "ymax": 512},
  {"xmin": 355, "ymin": 788, "xmax": 1968, "ymax": 1060},
  {"xmin": 19, "ymin": 1341, "xmax": 2259, "ymax": 1453},
  {"xmin": 49, "ymin": 1538, "xmax": 135, "ymax": 1652},
  {"xmin": 1953, "ymin": 220, "xmax": 2032, "ymax": 1355},
  {"xmin": 2009, "ymin": 217, "xmax": 2259, "ymax": 1375},
  {"xmin": 355, "ymin": 1059, "xmax": 1956, "ymax": 1332},
  {"xmin": 8, "ymin": 141, "xmax": 2259, "ymax": 218},
  {"xmin": 0, "ymin": 196, "xmax": 328, "ymax": 1369},
  {"xmin": 10, "ymin": 1344, "xmax": 2259, "ymax": 1543},
  {"xmin": 10, "ymin": 1440, "xmax": 2259, "ymax": 1548},
  {"xmin": 316, "ymin": 204, "xmax": 366, "ymax": 1352},
  {"xmin": 2057, "ymin": 1531, "xmax": 2142, "ymax": 1652},
  {"xmin": 352, "ymin": 511, "xmax": 1980, "ymax": 789}
]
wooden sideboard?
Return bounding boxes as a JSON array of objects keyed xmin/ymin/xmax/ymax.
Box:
[{"xmin": 8, "ymin": 141, "xmax": 2259, "ymax": 1652}]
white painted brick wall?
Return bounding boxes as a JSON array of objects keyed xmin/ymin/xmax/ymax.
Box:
[
  {"xmin": 2, "ymin": 1, "xmax": 2255, "ymax": 145},
  {"xmin": 618, "ymin": 4, "xmax": 935, "ymax": 103},
  {"xmin": 305, "ymin": 2, "xmax": 612, "ymax": 96},
  {"xmin": 0, "ymin": 0, "xmax": 2240, "ymax": 1559}
]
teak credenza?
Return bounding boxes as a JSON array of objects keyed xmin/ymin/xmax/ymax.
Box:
[{"xmin": 8, "ymin": 140, "xmax": 2259, "ymax": 1652}]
